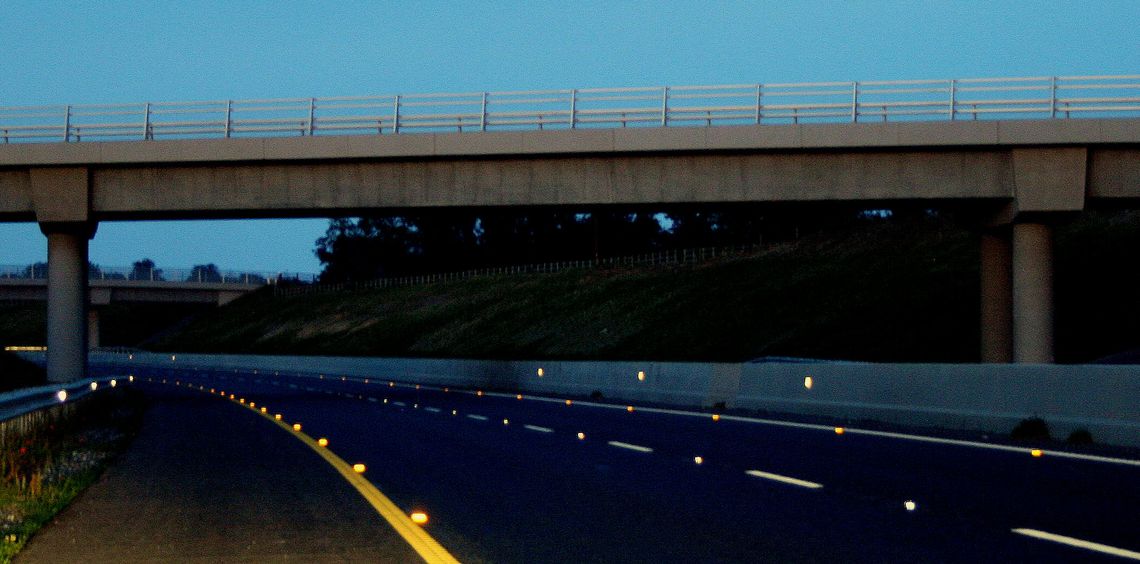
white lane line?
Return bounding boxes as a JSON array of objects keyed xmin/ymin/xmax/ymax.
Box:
[
  {"xmin": 524, "ymin": 425, "xmax": 554, "ymax": 433},
  {"xmin": 608, "ymin": 441, "xmax": 654, "ymax": 453},
  {"xmin": 467, "ymin": 414, "xmax": 489, "ymax": 421},
  {"xmin": 1012, "ymin": 528, "xmax": 1140, "ymax": 560},
  {"xmin": 392, "ymin": 401, "xmax": 406, "ymax": 407},
  {"xmin": 745, "ymin": 470, "xmax": 824, "ymax": 489},
  {"xmin": 367, "ymin": 397, "xmax": 379, "ymax": 403},
  {"xmin": 424, "ymin": 407, "xmax": 442, "ymax": 413}
]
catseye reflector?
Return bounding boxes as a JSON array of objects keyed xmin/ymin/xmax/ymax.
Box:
[
  {"xmin": 637, "ymin": 371, "xmax": 646, "ymax": 381},
  {"xmin": 835, "ymin": 427, "xmax": 846, "ymax": 435},
  {"xmin": 293, "ymin": 423, "xmax": 302, "ymax": 431},
  {"xmin": 1031, "ymin": 449, "xmax": 1044, "ymax": 458},
  {"xmin": 353, "ymin": 463, "xmax": 366, "ymax": 473},
  {"xmin": 627, "ymin": 406, "xmax": 634, "ymax": 412},
  {"xmin": 694, "ymin": 456, "xmax": 704, "ymax": 465},
  {"xmin": 410, "ymin": 512, "xmax": 428, "ymax": 524},
  {"xmin": 318, "ymin": 438, "xmax": 328, "ymax": 447},
  {"xmin": 904, "ymin": 500, "xmax": 917, "ymax": 511},
  {"xmin": 711, "ymin": 414, "xmax": 720, "ymax": 422},
  {"xmin": 804, "ymin": 376, "xmax": 813, "ymax": 389},
  {"xmin": 275, "ymin": 414, "xmax": 282, "ymax": 420},
  {"xmin": 56, "ymin": 390, "xmax": 67, "ymax": 402},
  {"xmin": 577, "ymin": 432, "xmax": 586, "ymax": 440}
]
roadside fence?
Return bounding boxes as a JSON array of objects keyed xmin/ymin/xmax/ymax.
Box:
[{"xmin": 275, "ymin": 244, "xmax": 764, "ymax": 297}]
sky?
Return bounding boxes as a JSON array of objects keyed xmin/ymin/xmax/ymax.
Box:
[{"xmin": 1, "ymin": 0, "xmax": 1138, "ymax": 275}]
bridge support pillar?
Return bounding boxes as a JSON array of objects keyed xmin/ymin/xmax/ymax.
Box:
[
  {"xmin": 87, "ymin": 308, "xmax": 100, "ymax": 350},
  {"xmin": 1011, "ymin": 222, "xmax": 1054, "ymax": 363},
  {"xmin": 41, "ymin": 223, "xmax": 96, "ymax": 383},
  {"xmin": 979, "ymin": 228, "xmax": 1012, "ymax": 362}
]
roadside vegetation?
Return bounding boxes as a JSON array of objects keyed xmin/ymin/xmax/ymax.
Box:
[{"xmin": 0, "ymin": 389, "xmax": 144, "ymax": 562}]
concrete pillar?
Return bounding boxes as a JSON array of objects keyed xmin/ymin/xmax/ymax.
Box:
[
  {"xmin": 42, "ymin": 224, "xmax": 95, "ymax": 383},
  {"xmin": 87, "ymin": 308, "xmax": 100, "ymax": 350},
  {"xmin": 980, "ymin": 229, "xmax": 1012, "ymax": 362},
  {"xmin": 1011, "ymin": 222, "xmax": 1054, "ymax": 363}
]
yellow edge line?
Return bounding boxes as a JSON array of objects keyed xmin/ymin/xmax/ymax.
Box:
[{"xmin": 233, "ymin": 397, "xmax": 461, "ymax": 563}]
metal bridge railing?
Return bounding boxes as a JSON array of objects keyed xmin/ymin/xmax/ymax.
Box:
[{"xmin": 1, "ymin": 75, "xmax": 1138, "ymax": 144}]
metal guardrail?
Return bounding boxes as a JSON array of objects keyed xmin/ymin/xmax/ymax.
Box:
[
  {"xmin": 0, "ymin": 376, "xmax": 128, "ymax": 423},
  {"xmin": 0, "ymin": 264, "xmax": 318, "ymax": 285},
  {"xmin": 1, "ymin": 75, "xmax": 1138, "ymax": 143}
]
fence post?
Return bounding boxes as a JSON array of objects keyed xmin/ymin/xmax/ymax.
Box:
[
  {"xmin": 851, "ymin": 82, "xmax": 859, "ymax": 123},
  {"xmin": 661, "ymin": 86, "xmax": 669, "ymax": 126}
]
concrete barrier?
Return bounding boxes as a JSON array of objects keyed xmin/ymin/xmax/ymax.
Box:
[{"xmin": 81, "ymin": 352, "xmax": 1140, "ymax": 447}]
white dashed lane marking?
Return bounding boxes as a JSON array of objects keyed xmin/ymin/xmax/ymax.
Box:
[
  {"xmin": 608, "ymin": 441, "xmax": 654, "ymax": 453},
  {"xmin": 746, "ymin": 470, "xmax": 824, "ymax": 489},
  {"xmin": 1012, "ymin": 528, "xmax": 1140, "ymax": 560}
]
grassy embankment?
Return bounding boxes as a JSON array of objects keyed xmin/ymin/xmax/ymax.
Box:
[{"xmin": 146, "ymin": 212, "xmax": 1140, "ymax": 363}]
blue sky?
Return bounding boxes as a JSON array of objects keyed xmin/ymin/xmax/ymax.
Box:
[{"xmin": 2, "ymin": 0, "xmax": 1138, "ymax": 274}]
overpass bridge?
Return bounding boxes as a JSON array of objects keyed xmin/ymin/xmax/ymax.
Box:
[
  {"xmin": 1, "ymin": 74, "xmax": 1139, "ymax": 381},
  {"xmin": 0, "ymin": 266, "xmax": 316, "ymax": 348}
]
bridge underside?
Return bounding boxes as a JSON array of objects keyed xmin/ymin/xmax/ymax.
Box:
[{"xmin": 1, "ymin": 119, "xmax": 1138, "ymax": 380}]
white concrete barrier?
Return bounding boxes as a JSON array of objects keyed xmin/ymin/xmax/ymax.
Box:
[{"xmin": 86, "ymin": 352, "xmax": 1140, "ymax": 447}]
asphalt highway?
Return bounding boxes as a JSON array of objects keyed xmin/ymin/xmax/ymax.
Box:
[{"xmin": 127, "ymin": 368, "xmax": 1140, "ymax": 563}]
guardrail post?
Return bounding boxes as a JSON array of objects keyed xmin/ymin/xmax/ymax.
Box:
[
  {"xmin": 851, "ymin": 82, "xmax": 859, "ymax": 123},
  {"xmin": 63, "ymin": 105, "xmax": 71, "ymax": 142},
  {"xmin": 392, "ymin": 95, "xmax": 401, "ymax": 133},
  {"xmin": 661, "ymin": 86, "xmax": 669, "ymax": 126},
  {"xmin": 480, "ymin": 92, "xmax": 488, "ymax": 131},
  {"xmin": 569, "ymin": 89, "xmax": 577, "ymax": 129},
  {"xmin": 224, "ymin": 100, "xmax": 233, "ymax": 138}
]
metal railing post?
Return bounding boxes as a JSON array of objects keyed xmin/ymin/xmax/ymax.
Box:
[
  {"xmin": 480, "ymin": 92, "xmax": 488, "ymax": 132},
  {"xmin": 307, "ymin": 98, "xmax": 316, "ymax": 135},
  {"xmin": 569, "ymin": 89, "xmax": 577, "ymax": 129},
  {"xmin": 392, "ymin": 95, "xmax": 401, "ymax": 134},
  {"xmin": 63, "ymin": 105, "xmax": 71, "ymax": 142},
  {"xmin": 224, "ymin": 101, "xmax": 233, "ymax": 138},
  {"xmin": 948, "ymin": 80, "xmax": 957, "ymax": 121},
  {"xmin": 1050, "ymin": 76, "xmax": 1058, "ymax": 118},
  {"xmin": 851, "ymin": 82, "xmax": 859, "ymax": 123},
  {"xmin": 143, "ymin": 103, "xmax": 152, "ymax": 139},
  {"xmin": 755, "ymin": 84, "xmax": 762, "ymax": 124},
  {"xmin": 661, "ymin": 86, "xmax": 669, "ymax": 126}
]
